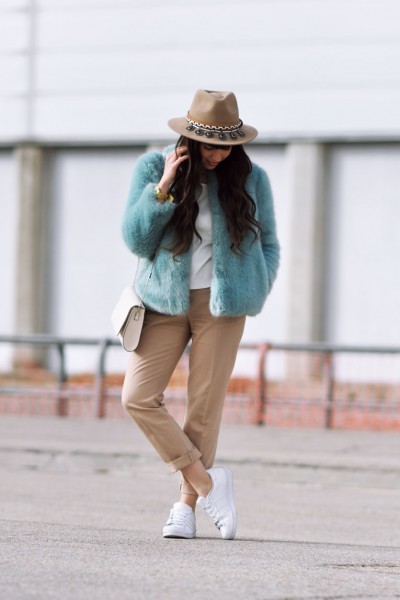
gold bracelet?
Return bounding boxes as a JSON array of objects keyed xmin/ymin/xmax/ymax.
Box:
[{"xmin": 155, "ymin": 185, "xmax": 174, "ymax": 203}]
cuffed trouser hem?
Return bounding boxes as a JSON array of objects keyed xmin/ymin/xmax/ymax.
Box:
[{"xmin": 167, "ymin": 446, "xmax": 202, "ymax": 473}]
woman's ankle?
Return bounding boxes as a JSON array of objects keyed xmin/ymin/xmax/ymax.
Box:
[
  {"xmin": 181, "ymin": 460, "xmax": 212, "ymax": 498},
  {"xmin": 197, "ymin": 473, "xmax": 212, "ymax": 498},
  {"xmin": 180, "ymin": 493, "xmax": 197, "ymax": 511}
]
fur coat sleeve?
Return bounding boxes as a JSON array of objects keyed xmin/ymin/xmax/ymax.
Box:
[
  {"xmin": 122, "ymin": 151, "xmax": 175, "ymax": 258},
  {"xmin": 122, "ymin": 149, "xmax": 280, "ymax": 317}
]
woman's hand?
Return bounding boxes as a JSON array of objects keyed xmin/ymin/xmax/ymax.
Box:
[{"xmin": 158, "ymin": 146, "xmax": 189, "ymax": 194}]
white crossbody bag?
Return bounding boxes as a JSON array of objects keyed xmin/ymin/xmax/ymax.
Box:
[{"xmin": 111, "ymin": 259, "xmax": 152, "ymax": 352}]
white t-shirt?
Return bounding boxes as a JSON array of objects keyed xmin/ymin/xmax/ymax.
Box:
[{"xmin": 190, "ymin": 183, "xmax": 213, "ymax": 289}]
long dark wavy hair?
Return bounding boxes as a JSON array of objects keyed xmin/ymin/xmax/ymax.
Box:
[{"xmin": 167, "ymin": 136, "xmax": 261, "ymax": 257}]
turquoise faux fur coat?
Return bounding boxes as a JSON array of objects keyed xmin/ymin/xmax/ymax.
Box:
[{"xmin": 122, "ymin": 148, "xmax": 280, "ymax": 317}]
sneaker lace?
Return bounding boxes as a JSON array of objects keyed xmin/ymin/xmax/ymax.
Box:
[
  {"xmin": 167, "ymin": 508, "xmax": 190, "ymax": 527},
  {"xmin": 207, "ymin": 505, "xmax": 222, "ymax": 530}
]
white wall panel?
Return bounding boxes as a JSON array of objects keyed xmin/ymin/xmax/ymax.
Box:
[
  {"xmin": 0, "ymin": 4, "xmax": 29, "ymax": 140},
  {"xmin": 35, "ymin": 1, "xmax": 400, "ymax": 49},
  {"xmin": 247, "ymin": 89, "xmax": 400, "ymax": 138},
  {"xmin": 0, "ymin": 99, "xmax": 27, "ymax": 138},
  {"xmin": 0, "ymin": 57, "xmax": 28, "ymax": 95},
  {"xmin": 0, "ymin": 12, "xmax": 29, "ymax": 52},
  {"xmin": 2, "ymin": 0, "xmax": 400, "ymax": 142},
  {"xmin": 326, "ymin": 144, "xmax": 400, "ymax": 347},
  {"xmin": 35, "ymin": 43, "xmax": 400, "ymax": 95},
  {"xmin": 34, "ymin": 94, "xmax": 183, "ymax": 141},
  {"xmin": 37, "ymin": 0, "xmax": 135, "ymax": 6},
  {"xmin": 33, "ymin": 88, "xmax": 400, "ymax": 143},
  {"xmin": 0, "ymin": 1, "xmax": 28, "ymax": 7},
  {"xmin": 0, "ymin": 151, "xmax": 17, "ymax": 367},
  {"xmin": 50, "ymin": 148, "xmax": 142, "ymax": 371}
]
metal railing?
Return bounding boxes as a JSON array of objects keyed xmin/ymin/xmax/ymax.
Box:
[
  {"xmin": 0, "ymin": 334, "xmax": 399, "ymax": 428},
  {"xmin": 0, "ymin": 334, "xmax": 120, "ymax": 419},
  {"xmin": 253, "ymin": 342, "xmax": 400, "ymax": 428}
]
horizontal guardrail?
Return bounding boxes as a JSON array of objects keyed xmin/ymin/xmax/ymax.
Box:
[{"xmin": 0, "ymin": 335, "xmax": 399, "ymax": 428}]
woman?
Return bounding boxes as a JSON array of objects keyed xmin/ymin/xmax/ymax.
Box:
[{"xmin": 121, "ymin": 89, "xmax": 280, "ymax": 540}]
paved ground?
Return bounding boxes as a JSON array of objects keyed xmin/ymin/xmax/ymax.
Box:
[{"xmin": 0, "ymin": 415, "xmax": 399, "ymax": 599}]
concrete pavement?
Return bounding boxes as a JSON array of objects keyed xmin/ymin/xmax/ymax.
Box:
[{"xmin": 0, "ymin": 415, "xmax": 399, "ymax": 599}]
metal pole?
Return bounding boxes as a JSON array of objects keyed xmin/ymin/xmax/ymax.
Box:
[
  {"xmin": 254, "ymin": 343, "xmax": 268, "ymax": 426},
  {"xmin": 56, "ymin": 342, "xmax": 68, "ymax": 417},
  {"xmin": 94, "ymin": 339, "xmax": 110, "ymax": 419},
  {"xmin": 323, "ymin": 351, "xmax": 335, "ymax": 429}
]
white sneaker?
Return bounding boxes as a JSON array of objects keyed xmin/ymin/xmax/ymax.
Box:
[
  {"xmin": 163, "ymin": 502, "xmax": 196, "ymax": 539},
  {"xmin": 197, "ymin": 466, "xmax": 237, "ymax": 540}
]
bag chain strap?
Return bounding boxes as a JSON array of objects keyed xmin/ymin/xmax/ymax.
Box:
[{"xmin": 133, "ymin": 248, "xmax": 158, "ymax": 308}]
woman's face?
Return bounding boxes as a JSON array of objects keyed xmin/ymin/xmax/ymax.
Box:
[{"xmin": 199, "ymin": 143, "xmax": 232, "ymax": 170}]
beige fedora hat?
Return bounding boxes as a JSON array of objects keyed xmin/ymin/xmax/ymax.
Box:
[{"xmin": 168, "ymin": 89, "xmax": 258, "ymax": 145}]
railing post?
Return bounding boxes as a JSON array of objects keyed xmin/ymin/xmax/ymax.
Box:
[
  {"xmin": 56, "ymin": 342, "xmax": 68, "ymax": 417},
  {"xmin": 323, "ymin": 351, "xmax": 335, "ymax": 429},
  {"xmin": 94, "ymin": 339, "xmax": 109, "ymax": 418},
  {"xmin": 254, "ymin": 343, "xmax": 269, "ymax": 426}
]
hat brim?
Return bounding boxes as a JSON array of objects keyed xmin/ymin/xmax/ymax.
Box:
[{"xmin": 167, "ymin": 117, "xmax": 258, "ymax": 146}]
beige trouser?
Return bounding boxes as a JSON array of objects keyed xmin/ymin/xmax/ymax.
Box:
[{"xmin": 121, "ymin": 288, "xmax": 245, "ymax": 495}]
